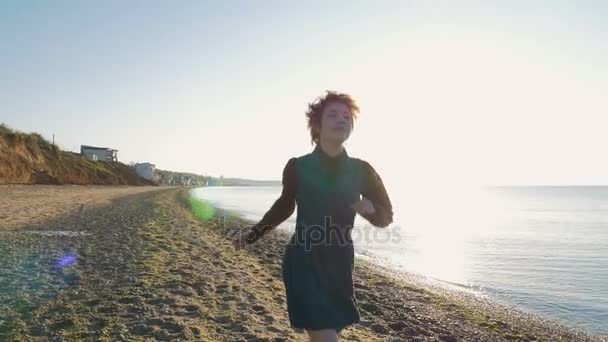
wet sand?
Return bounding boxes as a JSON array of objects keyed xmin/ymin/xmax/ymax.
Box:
[{"xmin": 0, "ymin": 186, "xmax": 604, "ymax": 341}]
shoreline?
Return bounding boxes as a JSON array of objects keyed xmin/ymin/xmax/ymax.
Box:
[
  {"xmin": 0, "ymin": 185, "xmax": 605, "ymax": 341},
  {"xmin": 358, "ymin": 258, "xmax": 599, "ymax": 340}
]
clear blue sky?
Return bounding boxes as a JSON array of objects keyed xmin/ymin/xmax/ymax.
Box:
[{"xmin": 1, "ymin": 1, "xmax": 607, "ymax": 186}]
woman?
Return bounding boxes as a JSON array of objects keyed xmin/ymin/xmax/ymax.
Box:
[{"xmin": 233, "ymin": 91, "xmax": 393, "ymax": 342}]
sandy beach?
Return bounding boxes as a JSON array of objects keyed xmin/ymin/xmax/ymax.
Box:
[
  {"xmin": 0, "ymin": 185, "xmax": 604, "ymax": 341},
  {"xmin": 0, "ymin": 185, "xmax": 164, "ymax": 230}
]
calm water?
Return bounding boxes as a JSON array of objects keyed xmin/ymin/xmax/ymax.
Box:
[{"xmin": 191, "ymin": 186, "xmax": 608, "ymax": 336}]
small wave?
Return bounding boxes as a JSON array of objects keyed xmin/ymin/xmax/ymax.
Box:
[{"xmin": 432, "ymin": 278, "xmax": 484, "ymax": 292}]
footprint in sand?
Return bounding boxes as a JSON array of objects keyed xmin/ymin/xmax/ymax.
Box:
[
  {"xmin": 148, "ymin": 296, "xmax": 177, "ymax": 306},
  {"xmin": 251, "ymin": 304, "xmax": 267, "ymax": 314},
  {"xmin": 144, "ymin": 317, "xmax": 189, "ymax": 337},
  {"xmin": 130, "ymin": 323, "xmax": 153, "ymax": 336},
  {"xmin": 214, "ymin": 315, "xmax": 231, "ymax": 325},
  {"xmin": 267, "ymin": 326, "xmax": 284, "ymax": 334},
  {"xmin": 118, "ymin": 296, "xmax": 141, "ymax": 305},
  {"xmin": 159, "ymin": 244, "xmax": 173, "ymax": 252},
  {"xmin": 170, "ymin": 286, "xmax": 195, "ymax": 297},
  {"xmin": 160, "ymin": 319, "xmax": 186, "ymax": 334},
  {"xmin": 192, "ymin": 281, "xmax": 207, "ymax": 296},
  {"xmin": 215, "ymin": 283, "xmax": 230, "ymax": 294},
  {"xmin": 261, "ymin": 314, "xmax": 275, "ymax": 325},
  {"xmin": 219, "ymin": 297, "xmax": 236, "ymax": 311},
  {"xmin": 222, "ymin": 295, "xmax": 238, "ymax": 302},
  {"xmin": 181, "ymin": 304, "xmax": 200, "ymax": 313},
  {"xmin": 212, "ymin": 260, "xmax": 225, "ymax": 268}
]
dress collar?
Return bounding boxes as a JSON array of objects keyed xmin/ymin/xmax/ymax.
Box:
[{"xmin": 313, "ymin": 144, "xmax": 349, "ymax": 162}]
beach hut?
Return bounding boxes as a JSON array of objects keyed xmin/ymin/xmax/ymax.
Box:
[
  {"xmin": 80, "ymin": 145, "xmax": 118, "ymax": 162},
  {"xmin": 135, "ymin": 162, "xmax": 158, "ymax": 182}
]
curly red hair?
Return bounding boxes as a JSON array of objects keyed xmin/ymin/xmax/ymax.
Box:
[{"xmin": 306, "ymin": 91, "xmax": 359, "ymax": 145}]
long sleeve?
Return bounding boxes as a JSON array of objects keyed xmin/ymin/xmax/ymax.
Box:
[
  {"xmin": 245, "ymin": 158, "xmax": 297, "ymax": 244},
  {"xmin": 360, "ymin": 161, "xmax": 393, "ymax": 227}
]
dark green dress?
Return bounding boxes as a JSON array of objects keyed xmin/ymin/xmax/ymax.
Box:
[{"xmin": 246, "ymin": 145, "xmax": 393, "ymax": 331}]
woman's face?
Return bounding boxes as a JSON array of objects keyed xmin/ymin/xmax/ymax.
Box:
[{"xmin": 318, "ymin": 101, "xmax": 353, "ymax": 144}]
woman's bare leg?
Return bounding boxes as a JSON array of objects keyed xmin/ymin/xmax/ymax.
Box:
[{"xmin": 306, "ymin": 329, "xmax": 339, "ymax": 342}]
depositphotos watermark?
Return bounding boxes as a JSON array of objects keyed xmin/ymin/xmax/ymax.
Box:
[{"xmin": 226, "ymin": 215, "xmax": 403, "ymax": 251}]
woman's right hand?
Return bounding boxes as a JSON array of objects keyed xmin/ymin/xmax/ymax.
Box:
[{"xmin": 231, "ymin": 229, "xmax": 251, "ymax": 251}]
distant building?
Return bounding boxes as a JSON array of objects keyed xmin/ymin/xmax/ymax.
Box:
[
  {"xmin": 135, "ymin": 162, "xmax": 158, "ymax": 182},
  {"xmin": 80, "ymin": 145, "xmax": 118, "ymax": 162}
]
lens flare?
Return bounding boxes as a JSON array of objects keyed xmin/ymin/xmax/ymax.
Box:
[{"xmin": 56, "ymin": 253, "xmax": 77, "ymax": 267}]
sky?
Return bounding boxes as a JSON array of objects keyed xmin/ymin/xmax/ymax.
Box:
[{"xmin": 1, "ymin": 0, "xmax": 607, "ymax": 186}]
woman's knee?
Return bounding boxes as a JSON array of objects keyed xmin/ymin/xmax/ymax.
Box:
[{"xmin": 306, "ymin": 329, "xmax": 338, "ymax": 342}]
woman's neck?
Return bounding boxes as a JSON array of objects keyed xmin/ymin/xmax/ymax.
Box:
[{"xmin": 318, "ymin": 139, "xmax": 344, "ymax": 158}]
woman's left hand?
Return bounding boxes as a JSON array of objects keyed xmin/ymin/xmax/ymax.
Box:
[{"xmin": 351, "ymin": 198, "xmax": 376, "ymax": 216}]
